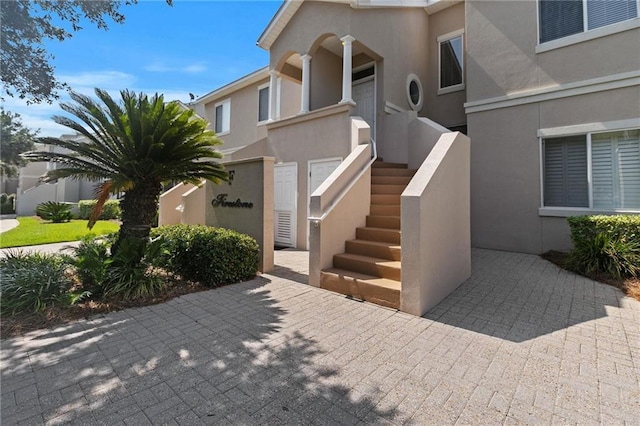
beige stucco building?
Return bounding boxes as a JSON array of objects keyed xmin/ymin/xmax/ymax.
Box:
[{"xmin": 162, "ymin": 0, "xmax": 640, "ymax": 316}]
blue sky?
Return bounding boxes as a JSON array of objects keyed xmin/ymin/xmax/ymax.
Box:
[{"xmin": 6, "ymin": 0, "xmax": 282, "ymax": 137}]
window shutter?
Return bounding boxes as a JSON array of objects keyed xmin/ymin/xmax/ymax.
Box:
[
  {"xmin": 587, "ymin": 0, "xmax": 638, "ymax": 30},
  {"xmin": 544, "ymin": 136, "xmax": 588, "ymax": 207},
  {"xmin": 617, "ymin": 131, "xmax": 640, "ymax": 208},
  {"xmin": 592, "ymin": 130, "xmax": 640, "ymax": 209},
  {"xmin": 539, "ymin": 0, "xmax": 584, "ymax": 43}
]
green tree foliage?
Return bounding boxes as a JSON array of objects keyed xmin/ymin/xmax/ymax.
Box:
[
  {"xmin": 23, "ymin": 88, "xmax": 228, "ymax": 258},
  {"xmin": 0, "ymin": 109, "xmax": 37, "ymax": 177},
  {"xmin": 0, "ymin": 0, "xmax": 171, "ymax": 104}
]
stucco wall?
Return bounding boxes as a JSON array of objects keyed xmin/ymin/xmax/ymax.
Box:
[
  {"xmin": 310, "ymin": 46, "xmax": 343, "ymax": 111},
  {"xmin": 465, "ymin": 0, "xmax": 640, "ymax": 102},
  {"xmin": 202, "ymin": 77, "xmax": 270, "ymax": 151},
  {"xmin": 267, "ymin": 103, "xmax": 354, "ymax": 248},
  {"xmin": 425, "ymin": 1, "xmax": 467, "ymax": 128},
  {"xmin": 469, "ymin": 86, "xmax": 640, "ymax": 254},
  {"xmin": 205, "ymin": 157, "xmax": 274, "ymax": 272},
  {"xmin": 269, "ymin": 2, "xmax": 431, "ymax": 131},
  {"xmin": 401, "ymin": 131, "xmax": 471, "ymax": 316}
]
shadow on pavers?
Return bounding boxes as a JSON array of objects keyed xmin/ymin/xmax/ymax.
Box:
[
  {"xmin": 0, "ymin": 276, "xmax": 396, "ymax": 424},
  {"xmin": 423, "ymin": 248, "xmax": 624, "ymax": 343}
]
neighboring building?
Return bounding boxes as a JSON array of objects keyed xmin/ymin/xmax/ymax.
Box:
[
  {"xmin": 15, "ymin": 134, "xmax": 99, "ymax": 216},
  {"xmin": 162, "ymin": 0, "xmax": 640, "ymax": 316}
]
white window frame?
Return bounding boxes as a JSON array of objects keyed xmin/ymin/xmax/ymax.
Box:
[
  {"xmin": 437, "ymin": 29, "xmax": 465, "ymax": 95},
  {"xmin": 257, "ymin": 83, "xmax": 270, "ymax": 125},
  {"xmin": 536, "ymin": 0, "xmax": 640, "ymax": 54},
  {"xmin": 214, "ymin": 98, "xmax": 231, "ymax": 136},
  {"xmin": 539, "ymin": 121, "xmax": 640, "ymax": 216}
]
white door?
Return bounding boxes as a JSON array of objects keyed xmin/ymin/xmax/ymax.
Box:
[
  {"xmin": 274, "ymin": 163, "xmax": 297, "ymax": 247},
  {"xmin": 308, "ymin": 158, "xmax": 342, "ymax": 246},
  {"xmin": 352, "ymin": 78, "xmax": 375, "ymax": 133}
]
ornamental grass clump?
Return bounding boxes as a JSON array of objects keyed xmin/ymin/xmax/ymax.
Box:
[
  {"xmin": 567, "ymin": 215, "xmax": 640, "ymax": 279},
  {"xmin": 0, "ymin": 250, "xmax": 85, "ymax": 314}
]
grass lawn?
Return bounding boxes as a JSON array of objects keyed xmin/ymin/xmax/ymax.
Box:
[{"xmin": 0, "ymin": 216, "xmax": 120, "ymax": 248}]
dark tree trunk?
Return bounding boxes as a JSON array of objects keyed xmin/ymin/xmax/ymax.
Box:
[{"xmin": 114, "ymin": 179, "xmax": 162, "ymax": 257}]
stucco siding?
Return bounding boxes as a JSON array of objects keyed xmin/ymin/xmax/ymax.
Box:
[
  {"xmin": 425, "ymin": 1, "xmax": 467, "ymax": 128},
  {"xmin": 466, "ymin": 0, "xmax": 640, "ymax": 103},
  {"xmin": 202, "ymin": 77, "xmax": 270, "ymax": 151}
]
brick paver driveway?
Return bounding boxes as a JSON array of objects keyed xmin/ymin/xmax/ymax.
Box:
[{"xmin": 2, "ymin": 249, "xmax": 639, "ymax": 425}]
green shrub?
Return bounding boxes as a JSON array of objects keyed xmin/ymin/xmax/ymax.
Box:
[
  {"xmin": 0, "ymin": 250, "xmax": 84, "ymax": 314},
  {"xmin": 36, "ymin": 201, "xmax": 73, "ymax": 222},
  {"xmin": 102, "ymin": 238, "xmax": 164, "ymax": 300},
  {"xmin": 568, "ymin": 215, "xmax": 640, "ymax": 279},
  {"xmin": 77, "ymin": 199, "xmax": 121, "ymax": 220},
  {"xmin": 64, "ymin": 235, "xmax": 114, "ymax": 298},
  {"xmin": 0, "ymin": 193, "xmax": 15, "ymax": 214},
  {"xmin": 150, "ymin": 225, "xmax": 259, "ymax": 287}
]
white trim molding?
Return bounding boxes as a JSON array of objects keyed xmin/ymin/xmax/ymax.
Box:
[
  {"xmin": 465, "ymin": 70, "xmax": 640, "ymax": 114},
  {"xmin": 384, "ymin": 101, "xmax": 406, "ymax": 114},
  {"xmin": 536, "ymin": 16, "xmax": 640, "ymax": 54},
  {"xmin": 538, "ymin": 118, "xmax": 640, "ymax": 138}
]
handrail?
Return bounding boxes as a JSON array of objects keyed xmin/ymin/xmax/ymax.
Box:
[{"xmin": 308, "ymin": 138, "xmax": 377, "ymax": 224}]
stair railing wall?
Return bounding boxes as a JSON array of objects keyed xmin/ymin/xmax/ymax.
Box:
[
  {"xmin": 308, "ymin": 117, "xmax": 373, "ymax": 287},
  {"xmin": 401, "ymin": 131, "xmax": 471, "ymax": 316}
]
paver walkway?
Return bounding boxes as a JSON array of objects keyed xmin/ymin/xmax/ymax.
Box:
[{"xmin": 1, "ymin": 249, "xmax": 639, "ymax": 425}]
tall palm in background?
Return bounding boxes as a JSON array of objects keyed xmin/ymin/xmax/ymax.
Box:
[{"xmin": 24, "ymin": 88, "xmax": 227, "ymax": 254}]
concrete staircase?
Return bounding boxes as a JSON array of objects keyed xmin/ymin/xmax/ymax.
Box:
[{"xmin": 319, "ymin": 161, "xmax": 416, "ymax": 309}]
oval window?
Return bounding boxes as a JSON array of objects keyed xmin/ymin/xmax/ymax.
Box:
[{"xmin": 406, "ymin": 74, "xmax": 424, "ymax": 111}]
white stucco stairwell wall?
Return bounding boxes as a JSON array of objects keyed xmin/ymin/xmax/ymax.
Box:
[{"xmin": 401, "ymin": 131, "xmax": 471, "ymax": 316}]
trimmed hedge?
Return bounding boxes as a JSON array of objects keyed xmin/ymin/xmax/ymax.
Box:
[
  {"xmin": 567, "ymin": 215, "xmax": 640, "ymax": 279},
  {"xmin": 0, "ymin": 193, "xmax": 15, "ymax": 214},
  {"xmin": 78, "ymin": 199, "xmax": 121, "ymax": 220},
  {"xmin": 150, "ymin": 224, "xmax": 259, "ymax": 287}
]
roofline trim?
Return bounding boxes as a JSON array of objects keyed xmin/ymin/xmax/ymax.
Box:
[{"xmin": 195, "ymin": 66, "xmax": 270, "ymax": 105}]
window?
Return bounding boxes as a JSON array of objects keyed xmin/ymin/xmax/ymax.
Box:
[
  {"xmin": 539, "ymin": 0, "xmax": 638, "ymax": 43},
  {"xmin": 543, "ymin": 129, "xmax": 640, "ymax": 210},
  {"xmin": 406, "ymin": 73, "xmax": 424, "ymax": 111},
  {"xmin": 438, "ymin": 31, "xmax": 464, "ymax": 92},
  {"xmin": 214, "ymin": 99, "xmax": 230, "ymax": 134},
  {"xmin": 258, "ymin": 86, "xmax": 269, "ymax": 123}
]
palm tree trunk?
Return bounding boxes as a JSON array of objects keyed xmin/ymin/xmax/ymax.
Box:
[{"xmin": 114, "ymin": 179, "xmax": 162, "ymax": 257}]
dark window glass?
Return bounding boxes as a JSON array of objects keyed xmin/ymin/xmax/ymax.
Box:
[
  {"xmin": 258, "ymin": 87, "xmax": 269, "ymax": 122},
  {"xmin": 409, "ymin": 80, "xmax": 420, "ymax": 105},
  {"xmin": 215, "ymin": 105, "xmax": 223, "ymax": 133},
  {"xmin": 440, "ymin": 36, "xmax": 463, "ymax": 89}
]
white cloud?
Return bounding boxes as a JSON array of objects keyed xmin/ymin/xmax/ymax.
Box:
[
  {"xmin": 58, "ymin": 71, "xmax": 137, "ymax": 89},
  {"xmin": 145, "ymin": 62, "xmax": 207, "ymax": 74}
]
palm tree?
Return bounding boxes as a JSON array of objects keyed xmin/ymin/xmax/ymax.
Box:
[{"xmin": 24, "ymin": 88, "xmax": 227, "ymax": 254}]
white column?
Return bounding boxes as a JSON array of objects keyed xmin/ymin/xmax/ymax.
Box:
[
  {"xmin": 268, "ymin": 70, "xmax": 278, "ymax": 121},
  {"xmin": 340, "ymin": 35, "xmax": 356, "ymax": 104},
  {"xmin": 276, "ymin": 77, "xmax": 282, "ymax": 119},
  {"xmin": 300, "ymin": 54, "xmax": 312, "ymax": 114}
]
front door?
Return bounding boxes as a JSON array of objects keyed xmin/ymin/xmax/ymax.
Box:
[
  {"xmin": 274, "ymin": 163, "xmax": 297, "ymax": 247},
  {"xmin": 352, "ymin": 67, "xmax": 375, "ymax": 138}
]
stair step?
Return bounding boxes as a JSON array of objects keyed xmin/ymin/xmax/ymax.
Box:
[
  {"xmin": 333, "ymin": 253, "xmax": 401, "ymax": 281},
  {"xmin": 372, "ymin": 161, "xmax": 408, "ymax": 169},
  {"xmin": 366, "ymin": 215, "xmax": 400, "ymax": 229},
  {"xmin": 371, "ymin": 175, "xmax": 412, "ymax": 185},
  {"xmin": 371, "ymin": 168, "xmax": 417, "ymax": 177},
  {"xmin": 320, "ymin": 268, "xmax": 400, "ymax": 309},
  {"xmin": 356, "ymin": 226, "xmax": 401, "ymax": 244},
  {"xmin": 371, "ymin": 184, "xmax": 406, "ymax": 195},
  {"xmin": 371, "ymin": 194, "xmax": 401, "ymax": 205},
  {"xmin": 346, "ymin": 239, "xmax": 401, "ymax": 261},
  {"xmin": 370, "ymin": 204, "xmax": 401, "ymax": 216}
]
